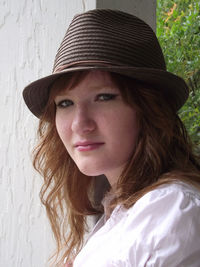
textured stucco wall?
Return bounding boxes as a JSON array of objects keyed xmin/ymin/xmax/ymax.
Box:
[
  {"xmin": 0, "ymin": 1, "xmax": 87, "ymax": 266},
  {"xmin": 0, "ymin": 0, "xmax": 155, "ymax": 266}
]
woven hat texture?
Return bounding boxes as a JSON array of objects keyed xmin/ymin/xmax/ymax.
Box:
[{"xmin": 23, "ymin": 9, "xmax": 189, "ymax": 118}]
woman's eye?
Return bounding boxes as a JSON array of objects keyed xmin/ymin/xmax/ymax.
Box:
[
  {"xmin": 96, "ymin": 93, "xmax": 118, "ymax": 101},
  {"xmin": 56, "ymin": 99, "xmax": 73, "ymax": 108}
]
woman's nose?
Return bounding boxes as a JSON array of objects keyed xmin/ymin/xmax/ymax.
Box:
[{"xmin": 71, "ymin": 106, "xmax": 96, "ymax": 135}]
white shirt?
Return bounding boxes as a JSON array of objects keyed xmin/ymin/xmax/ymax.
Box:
[{"xmin": 73, "ymin": 181, "xmax": 200, "ymax": 267}]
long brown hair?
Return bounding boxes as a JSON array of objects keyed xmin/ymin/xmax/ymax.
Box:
[{"xmin": 33, "ymin": 70, "xmax": 200, "ymax": 265}]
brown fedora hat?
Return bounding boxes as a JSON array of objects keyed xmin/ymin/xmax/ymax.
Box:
[{"xmin": 23, "ymin": 9, "xmax": 189, "ymax": 118}]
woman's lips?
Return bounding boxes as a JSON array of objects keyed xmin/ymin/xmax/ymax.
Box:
[{"xmin": 74, "ymin": 142, "xmax": 104, "ymax": 152}]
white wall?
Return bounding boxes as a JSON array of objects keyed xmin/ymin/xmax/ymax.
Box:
[
  {"xmin": 0, "ymin": 1, "xmax": 85, "ymax": 266},
  {"xmin": 0, "ymin": 0, "xmax": 156, "ymax": 266}
]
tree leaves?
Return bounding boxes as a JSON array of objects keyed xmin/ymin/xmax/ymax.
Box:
[{"xmin": 157, "ymin": 0, "xmax": 200, "ymax": 153}]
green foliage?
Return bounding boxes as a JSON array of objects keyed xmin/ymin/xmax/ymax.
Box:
[{"xmin": 157, "ymin": 0, "xmax": 200, "ymax": 153}]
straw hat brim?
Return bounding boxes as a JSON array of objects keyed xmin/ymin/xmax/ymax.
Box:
[{"xmin": 23, "ymin": 65, "xmax": 189, "ymax": 118}]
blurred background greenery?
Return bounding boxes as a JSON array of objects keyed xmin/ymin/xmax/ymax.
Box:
[{"xmin": 157, "ymin": 0, "xmax": 200, "ymax": 154}]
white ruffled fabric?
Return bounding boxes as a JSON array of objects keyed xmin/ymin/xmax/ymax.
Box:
[{"xmin": 73, "ymin": 181, "xmax": 200, "ymax": 267}]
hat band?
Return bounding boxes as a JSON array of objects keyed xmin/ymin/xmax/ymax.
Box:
[{"xmin": 53, "ymin": 60, "xmax": 127, "ymax": 73}]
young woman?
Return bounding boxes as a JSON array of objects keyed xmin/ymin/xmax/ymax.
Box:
[{"xmin": 23, "ymin": 9, "xmax": 200, "ymax": 266}]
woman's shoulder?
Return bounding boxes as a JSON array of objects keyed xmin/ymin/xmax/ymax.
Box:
[
  {"xmin": 121, "ymin": 181, "xmax": 200, "ymax": 266},
  {"xmin": 122, "ymin": 180, "xmax": 200, "ymax": 238},
  {"xmin": 130, "ymin": 180, "xmax": 200, "ymax": 212},
  {"xmin": 110, "ymin": 180, "xmax": 200, "ymax": 224}
]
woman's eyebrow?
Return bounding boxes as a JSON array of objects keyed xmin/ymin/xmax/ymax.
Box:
[
  {"xmin": 55, "ymin": 85, "xmax": 119, "ymax": 98},
  {"xmin": 92, "ymin": 86, "xmax": 120, "ymax": 96},
  {"xmin": 55, "ymin": 92, "xmax": 70, "ymax": 98}
]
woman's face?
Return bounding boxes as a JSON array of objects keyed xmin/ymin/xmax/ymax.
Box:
[{"xmin": 54, "ymin": 70, "xmax": 139, "ymax": 185}]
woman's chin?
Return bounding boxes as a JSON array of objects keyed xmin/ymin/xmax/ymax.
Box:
[{"xmin": 77, "ymin": 165, "xmax": 103, "ymax": 177}]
